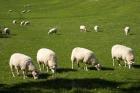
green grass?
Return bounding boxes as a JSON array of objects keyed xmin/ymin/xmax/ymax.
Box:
[{"xmin": 0, "ymin": 0, "xmax": 140, "ymax": 93}]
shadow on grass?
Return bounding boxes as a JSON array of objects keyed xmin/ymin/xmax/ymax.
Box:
[
  {"xmin": 88, "ymin": 66, "xmax": 114, "ymax": 71},
  {"xmin": 133, "ymin": 64, "xmax": 140, "ymax": 69},
  {"xmin": 0, "ymin": 78, "xmax": 140, "ymax": 93},
  {"xmin": 56, "ymin": 68, "xmax": 77, "ymax": 73},
  {"xmin": 27, "ymin": 72, "xmax": 51, "ymax": 79},
  {"xmin": 129, "ymin": 33, "xmax": 136, "ymax": 36},
  {"xmin": 0, "ymin": 34, "xmax": 16, "ymax": 38}
]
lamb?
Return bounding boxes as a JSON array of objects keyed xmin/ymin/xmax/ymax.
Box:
[
  {"xmin": 2, "ymin": 27, "xmax": 10, "ymax": 35},
  {"xmin": 24, "ymin": 21, "xmax": 30, "ymax": 26},
  {"xmin": 9, "ymin": 53, "xmax": 39, "ymax": 79},
  {"xmin": 48, "ymin": 28, "xmax": 57, "ymax": 35},
  {"xmin": 124, "ymin": 26, "xmax": 130, "ymax": 36},
  {"xmin": 37, "ymin": 48, "xmax": 57, "ymax": 73},
  {"xmin": 94, "ymin": 25, "xmax": 99, "ymax": 32},
  {"xmin": 80, "ymin": 25, "xmax": 87, "ymax": 32},
  {"xmin": 20, "ymin": 21, "xmax": 25, "ymax": 26},
  {"xmin": 111, "ymin": 44, "xmax": 135, "ymax": 69},
  {"xmin": 21, "ymin": 10, "xmax": 26, "ymax": 13},
  {"xmin": 12, "ymin": 20, "xmax": 17, "ymax": 24},
  {"xmin": 71, "ymin": 47, "xmax": 101, "ymax": 71}
]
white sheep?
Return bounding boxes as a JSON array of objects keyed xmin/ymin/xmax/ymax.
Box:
[
  {"xmin": 80, "ymin": 25, "xmax": 87, "ymax": 32},
  {"xmin": 21, "ymin": 10, "xmax": 26, "ymax": 13},
  {"xmin": 71, "ymin": 47, "xmax": 101, "ymax": 71},
  {"xmin": 2, "ymin": 27, "xmax": 10, "ymax": 35},
  {"xmin": 24, "ymin": 21, "xmax": 30, "ymax": 26},
  {"xmin": 111, "ymin": 44, "xmax": 135, "ymax": 69},
  {"xmin": 37, "ymin": 48, "xmax": 57, "ymax": 73},
  {"xmin": 12, "ymin": 20, "xmax": 17, "ymax": 24},
  {"xmin": 48, "ymin": 28, "xmax": 57, "ymax": 35},
  {"xmin": 20, "ymin": 21, "xmax": 25, "ymax": 26},
  {"xmin": 94, "ymin": 25, "xmax": 99, "ymax": 32},
  {"xmin": 124, "ymin": 26, "xmax": 130, "ymax": 36},
  {"xmin": 8, "ymin": 10, "xmax": 13, "ymax": 12},
  {"xmin": 9, "ymin": 53, "xmax": 38, "ymax": 79}
]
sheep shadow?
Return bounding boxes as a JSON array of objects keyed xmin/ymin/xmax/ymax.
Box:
[
  {"xmin": 133, "ymin": 64, "xmax": 140, "ymax": 69},
  {"xmin": 88, "ymin": 66, "xmax": 114, "ymax": 71},
  {"xmin": 56, "ymin": 68, "xmax": 77, "ymax": 73},
  {"xmin": 129, "ymin": 33, "xmax": 136, "ymax": 36},
  {"xmin": 0, "ymin": 34, "xmax": 16, "ymax": 38},
  {"xmin": 0, "ymin": 34, "xmax": 11, "ymax": 38},
  {"xmin": 27, "ymin": 72, "xmax": 51, "ymax": 79}
]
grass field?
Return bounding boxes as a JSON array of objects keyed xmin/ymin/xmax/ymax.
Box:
[{"xmin": 0, "ymin": 0, "xmax": 140, "ymax": 92}]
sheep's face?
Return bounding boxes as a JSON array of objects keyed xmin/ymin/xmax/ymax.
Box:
[
  {"xmin": 32, "ymin": 70, "xmax": 39, "ymax": 79},
  {"xmin": 50, "ymin": 65, "xmax": 57, "ymax": 73},
  {"xmin": 95, "ymin": 64, "xmax": 101, "ymax": 71}
]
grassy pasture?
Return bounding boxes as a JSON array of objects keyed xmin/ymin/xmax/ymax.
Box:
[{"xmin": 0, "ymin": 0, "xmax": 140, "ymax": 92}]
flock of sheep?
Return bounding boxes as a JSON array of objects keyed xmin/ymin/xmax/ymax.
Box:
[
  {"xmin": 9, "ymin": 44, "xmax": 135, "ymax": 79},
  {"xmin": 80, "ymin": 25, "xmax": 130, "ymax": 36},
  {"xmin": 1, "ymin": 4, "xmax": 134, "ymax": 80}
]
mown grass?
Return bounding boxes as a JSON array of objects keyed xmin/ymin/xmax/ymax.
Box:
[{"xmin": 0, "ymin": 0, "xmax": 140, "ymax": 93}]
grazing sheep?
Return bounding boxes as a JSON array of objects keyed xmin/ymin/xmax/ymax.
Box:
[
  {"xmin": 124, "ymin": 26, "xmax": 130, "ymax": 36},
  {"xmin": 8, "ymin": 10, "xmax": 13, "ymax": 12},
  {"xmin": 12, "ymin": 20, "xmax": 17, "ymax": 24},
  {"xmin": 2, "ymin": 28, "xmax": 10, "ymax": 35},
  {"xmin": 20, "ymin": 21, "xmax": 25, "ymax": 26},
  {"xmin": 94, "ymin": 25, "xmax": 99, "ymax": 32},
  {"xmin": 80, "ymin": 25, "xmax": 87, "ymax": 32},
  {"xmin": 9, "ymin": 53, "xmax": 38, "ymax": 79},
  {"xmin": 48, "ymin": 28, "xmax": 57, "ymax": 35},
  {"xmin": 21, "ymin": 10, "xmax": 26, "ymax": 13},
  {"xmin": 37, "ymin": 48, "xmax": 57, "ymax": 73},
  {"xmin": 24, "ymin": 21, "xmax": 30, "ymax": 26},
  {"xmin": 71, "ymin": 47, "xmax": 101, "ymax": 71},
  {"xmin": 111, "ymin": 44, "xmax": 135, "ymax": 69}
]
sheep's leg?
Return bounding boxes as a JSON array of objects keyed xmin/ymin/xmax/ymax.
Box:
[
  {"xmin": 10, "ymin": 65, "xmax": 15, "ymax": 77},
  {"xmin": 15, "ymin": 66, "xmax": 20, "ymax": 76},
  {"xmin": 112, "ymin": 58, "xmax": 115, "ymax": 66},
  {"xmin": 124, "ymin": 60, "xmax": 127, "ymax": 67},
  {"xmin": 43, "ymin": 63, "xmax": 45, "ymax": 70},
  {"xmin": 128, "ymin": 64, "xmax": 131, "ymax": 69},
  {"xmin": 72, "ymin": 61, "xmax": 74, "ymax": 69},
  {"xmin": 71, "ymin": 57, "xmax": 75, "ymax": 69},
  {"xmin": 22, "ymin": 70, "xmax": 26, "ymax": 79},
  {"xmin": 46, "ymin": 66, "xmax": 49, "ymax": 73},
  {"xmin": 38, "ymin": 62, "xmax": 42, "ymax": 71},
  {"xmin": 84, "ymin": 64, "xmax": 88, "ymax": 71},
  {"xmin": 117, "ymin": 60, "xmax": 121, "ymax": 66}
]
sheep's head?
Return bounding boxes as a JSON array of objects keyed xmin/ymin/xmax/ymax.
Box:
[
  {"xmin": 32, "ymin": 70, "xmax": 39, "ymax": 79},
  {"xmin": 50, "ymin": 65, "xmax": 57, "ymax": 73},
  {"xmin": 95, "ymin": 64, "xmax": 101, "ymax": 71}
]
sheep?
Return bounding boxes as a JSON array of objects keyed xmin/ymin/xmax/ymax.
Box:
[
  {"xmin": 71, "ymin": 47, "xmax": 101, "ymax": 71},
  {"xmin": 37, "ymin": 48, "xmax": 57, "ymax": 73},
  {"xmin": 20, "ymin": 21, "xmax": 25, "ymax": 26},
  {"xmin": 94, "ymin": 25, "xmax": 99, "ymax": 32},
  {"xmin": 8, "ymin": 10, "xmax": 13, "ymax": 12},
  {"xmin": 27, "ymin": 10, "xmax": 31, "ymax": 13},
  {"xmin": 124, "ymin": 26, "xmax": 130, "ymax": 36},
  {"xmin": 12, "ymin": 20, "xmax": 17, "ymax": 24},
  {"xmin": 24, "ymin": 21, "xmax": 30, "ymax": 26},
  {"xmin": 21, "ymin": 10, "xmax": 26, "ymax": 13},
  {"xmin": 2, "ymin": 27, "xmax": 10, "ymax": 35},
  {"xmin": 80, "ymin": 25, "xmax": 87, "ymax": 32},
  {"xmin": 48, "ymin": 28, "xmax": 57, "ymax": 35},
  {"xmin": 111, "ymin": 44, "xmax": 135, "ymax": 69},
  {"xmin": 9, "ymin": 53, "xmax": 39, "ymax": 79}
]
